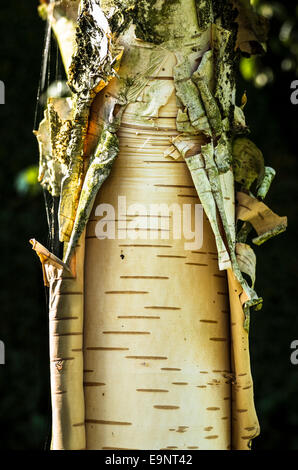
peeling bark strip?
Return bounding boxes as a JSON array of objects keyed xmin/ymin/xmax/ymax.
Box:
[
  {"xmin": 32, "ymin": 0, "xmax": 287, "ymax": 451},
  {"xmin": 46, "ymin": 234, "xmax": 86, "ymax": 450}
]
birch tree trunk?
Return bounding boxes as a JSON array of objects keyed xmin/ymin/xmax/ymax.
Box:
[
  {"xmin": 32, "ymin": 0, "xmax": 286, "ymax": 451},
  {"xmin": 83, "ymin": 67, "xmax": 231, "ymax": 450}
]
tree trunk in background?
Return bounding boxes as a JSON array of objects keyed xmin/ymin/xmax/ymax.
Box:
[{"xmin": 33, "ymin": 0, "xmax": 286, "ymax": 451}]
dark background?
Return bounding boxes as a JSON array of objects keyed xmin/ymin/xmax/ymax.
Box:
[{"xmin": 0, "ymin": 0, "xmax": 297, "ymax": 450}]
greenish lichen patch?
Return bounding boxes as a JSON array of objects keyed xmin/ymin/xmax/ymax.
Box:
[
  {"xmin": 68, "ymin": 0, "xmax": 113, "ymax": 94},
  {"xmin": 133, "ymin": 0, "xmax": 180, "ymax": 44},
  {"xmin": 232, "ymin": 137, "xmax": 264, "ymax": 191},
  {"xmin": 103, "ymin": 0, "xmax": 200, "ymax": 44},
  {"xmin": 48, "ymin": 100, "xmax": 72, "ymax": 166},
  {"xmin": 174, "ymin": 56, "xmax": 211, "ymax": 136},
  {"xmin": 34, "ymin": 98, "xmax": 73, "ymax": 198},
  {"xmin": 252, "ymin": 223, "xmax": 287, "ymax": 246},
  {"xmin": 58, "ymin": 92, "xmax": 93, "ymax": 242},
  {"xmin": 257, "ymin": 166, "xmax": 276, "ymax": 200},
  {"xmin": 192, "ymin": 50, "xmax": 222, "ymax": 137},
  {"xmin": 184, "ymin": 146, "xmax": 232, "ymax": 271},
  {"xmin": 195, "ymin": 0, "xmax": 214, "ymax": 30},
  {"xmin": 214, "ymin": 133, "xmax": 232, "ymax": 174},
  {"xmin": 64, "ymin": 126, "xmax": 119, "ymax": 264}
]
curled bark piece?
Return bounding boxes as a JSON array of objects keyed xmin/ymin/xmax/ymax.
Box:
[
  {"xmin": 233, "ymin": 104, "xmax": 248, "ymax": 134},
  {"xmin": 30, "ymin": 239, "xmax": 70, "ymax": 286},
  {"xmin": 171, "ymin": 134, "xmax": 203, "ymax": 158},
  {"xmin": 236, "ymin": 191, "xmax": 288, "ymax": 245},
  {"xmin": 236, "ymin": 242, "xmax": 256, "ymax": 287},
  {"xmin": 257, "ymin": 166, "xmax": 276, "ymax": 200},
  {"xmin": 48, "ymin": 98, "xmax": 73, "ymax": 166},
  {"xmin": 47, "ymin": 239, "xmax": 86, "ymax": 450},
  {"xmin": 232, "ymin": 0, "xmax": 269, "ymax": 55},
  {"xmin": 202, "ymin": 141, "xmax": 236, "ymax": 261},
  {"xmin": 174, "ymin": 56, "xmax": 212, "ymax": 136},
  {"xmin": 192, "ymin": 50, "xmax": 222, "ymax": 137},
  {"xmin": 227, "ymin": 269, "xmax": 260, "ymax": 450},
  {"xmin": 34, "ymin": 110, "xmax": 56, "ymax": 195},
  {"xmin": 185, "ymin": 152, "xmax": 231, "ymax": 271},
  {"xmin": 200, "ymin": 144, "xmax": 260, "ymax": 325},
  {"xmin": 34, "ymin": 97, "xmax": 73, "ymax": 197}
]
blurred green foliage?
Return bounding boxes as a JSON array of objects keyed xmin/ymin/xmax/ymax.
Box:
[
  {"xmin": 15, "ymin": 165, "xmax": 40, "ymax": 196},
  {"xmin": 0, "ymin": 0, "xmax": 297, "ymax": 450}
]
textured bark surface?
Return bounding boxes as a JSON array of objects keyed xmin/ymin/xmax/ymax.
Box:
[
  {"xmin": 45, "ymin": 238, "xmax": 86, "ymax": 450},
  {"xmin": 83, "ymin": 66, "xmax": 231, "ymax": 449},
  {"xmin": 227, "ymin": 269, "xmax": 259, "ymax": 450}
]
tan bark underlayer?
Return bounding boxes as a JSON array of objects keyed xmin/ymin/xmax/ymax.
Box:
[
  {"xmin": 82, "ymin": 95, "xmax": 231, "ymax": 451},
  {"xmin": 43, "ymin": 222, "xmax": 259, "ymax": 451},
  {"xmin": 46, "ymin": 237, "xmax": 86, "ymax": 450},
  {"xmin": 41, "ymin": 69, "xmax": 259, "ymax": 449}
]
